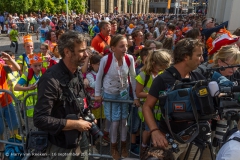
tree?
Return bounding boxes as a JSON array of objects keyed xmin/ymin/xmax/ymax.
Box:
[{"xmin": 0, "ymin": 0, "xmax": 86, "ymax": 14}]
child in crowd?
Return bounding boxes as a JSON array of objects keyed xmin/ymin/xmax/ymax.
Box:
[
  {"xmin": 130, "ymin": 48, "xmax": 152, "ymax": 156},
  {"xmin": 51, "ymin": 45, "xmax": 61, "ymax": 63},
  {"xmin": 135, "ymin": 49, "xmax": 172, "ymax": 158},
  {"xmin": 3, "ymin": 51, "xmax": 23, "ymax": 101},
  {"xmin": 86, "ymin": 54, "xmax": 108, "ymax": 158},
  {"xmin": 9, "ymin": 24, "xmax": 19, "ymax": 54},
  {"xmin": 14, "ymin": 53, "xmax": 45, "ymax": 130},
  {"xmin": 0, "ymin": 52, "xmax": 20, "ymax": 160}
]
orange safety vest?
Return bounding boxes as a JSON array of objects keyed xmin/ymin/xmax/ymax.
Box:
[{"xmin": 0, "ymin": 64, "xmax": 13, "ymax": 107}]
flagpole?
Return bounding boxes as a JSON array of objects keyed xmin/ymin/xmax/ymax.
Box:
[{"xmin": 66, "ymin": 0, "xmax": 69, "ymax": 30}]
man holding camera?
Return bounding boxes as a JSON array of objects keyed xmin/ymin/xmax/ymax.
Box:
[
  {"xmin": 33, "ymin": 31, "xmax": 91, "ymax": 160},
  {"xmin": 143, "ymin": 38, "xmax": 206, "ymax": 159}
]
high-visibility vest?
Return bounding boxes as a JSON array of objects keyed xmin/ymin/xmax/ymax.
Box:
[
  {"xmin": 20, "ymin": 70, "xmax": 44, "ymax": 117},
  {"xmin": 135, "ymin": 71, "xmax": 163, "ymax": 122}
]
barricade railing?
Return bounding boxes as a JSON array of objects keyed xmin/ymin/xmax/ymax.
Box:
[
  {"xmin": 1, "ymin": 90, "xmax": 142, "ymax": 159},
  {"xmin": 22, "ymin": 92, "xmax": 38, "ymax": 136},
  {"xmin": 87, "ymin": 98, "xmax": 142, "ymax": 159},
  {"xmin": 0, "ymin": 89, "xmax": 27, "ymax": 158},
  {"xmin": 15, "ymin": 22, "xmax": 39, "ymax": 35}
]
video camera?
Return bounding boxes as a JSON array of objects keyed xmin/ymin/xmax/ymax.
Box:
[
  {"xmin": 206, "ymin": 65, "xmax": 240, "ymax": 146},
  {"xmin": 160, "ymin": 79, "xmax": 216, "ymax": 145}
]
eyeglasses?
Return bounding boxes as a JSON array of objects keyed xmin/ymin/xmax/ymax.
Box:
[
  {"xmin": 222, "ymin": 60, "xmax": 239, "ymax": 69},
  {"xmin": 40, "ymin": 48, "xmax": 47, "ymax": 50}
]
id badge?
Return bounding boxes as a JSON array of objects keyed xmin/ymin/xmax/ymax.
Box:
[{"xmin": 120, "ymin": 89, "xmax": 128, "ymax": 98}]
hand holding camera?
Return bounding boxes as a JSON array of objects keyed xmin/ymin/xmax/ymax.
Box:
[{"xmin": 77, "ymin": 118, "xmax": 92, "ymax": 132}]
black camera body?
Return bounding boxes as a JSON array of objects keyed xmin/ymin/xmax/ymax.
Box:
[{"xmin": 82, "ymin": 106, "xmax": 103, "ymax": 139}]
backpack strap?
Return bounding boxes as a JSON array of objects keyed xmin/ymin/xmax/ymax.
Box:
[
  {"xmin": 227, "ymin": 137, "xmax": 240, "ymax": 143},
  {"xmin": 103, "ymin": 53, "xmax": 131, "ymax": 80},
  {"xmin": 41, "ymin": 68, "xmax": 46, "ymax": 74},
  {"xmin": 27, "ymin": 68, "xmax": 34, "ymax": 86},
  {"xmin": 104, "ymin": 53, "xmax": 113, "ymax": 75},
  {"xmin": 144, "ymin": 74, "xmax": 150, "ymax": 88},
  {"xmin": 22, "ymin": 53, "xmax": 30, "ymax": 69},
  {"xmin": 90, "ymin": 72, "xmax": 96, "ymax": 81},
  {"xmin": 124, "ymin": 54, "xmax": 131, "ymax": 68}
]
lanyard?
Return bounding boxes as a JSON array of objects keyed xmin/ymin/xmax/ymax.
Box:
[{"xmin": 115, "ymin": 57, "xmax": 124, "ymax": 88}]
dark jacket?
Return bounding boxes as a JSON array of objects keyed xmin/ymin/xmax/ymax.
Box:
[{"xmin": 33, "ymin": 59, "xmax": 87, "ymax": 148}]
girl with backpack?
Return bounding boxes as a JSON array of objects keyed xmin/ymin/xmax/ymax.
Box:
[
  {"xmin": 95, "ymin": 35, "xmax": 140, "ymax": 160},
  {"xmin": 135, "ymin": 49, "xmax": 172, "ymax": 159}
]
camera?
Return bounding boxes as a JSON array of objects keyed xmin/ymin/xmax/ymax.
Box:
[
  {"xmin": 82, "ymin": 107, "xmax": 103, "ymax": 140},
  {"xmin": 166, "ymin": 133, "xmax": 180, "ymax": 153}
]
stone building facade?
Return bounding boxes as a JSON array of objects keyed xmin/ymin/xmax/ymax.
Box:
[{"xmin": 88, "ymin": 0, "xmax": 150, "ymax": 14}]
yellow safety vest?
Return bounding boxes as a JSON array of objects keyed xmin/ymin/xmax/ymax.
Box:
[{"xmin": 135, "ymin": 71, "xmax": 163, "ymax": 122}]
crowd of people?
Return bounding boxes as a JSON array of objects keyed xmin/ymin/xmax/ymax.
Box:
[{"xmin": 1, "ymin": 10, "xmax": 240, "ymax": 160}]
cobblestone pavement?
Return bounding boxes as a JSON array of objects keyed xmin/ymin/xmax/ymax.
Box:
[{"xmin": 0, "ymin": 33, "xmax": 213, "ymax": 160}]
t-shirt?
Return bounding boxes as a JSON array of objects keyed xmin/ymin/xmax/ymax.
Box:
[
  {"xmin": 9, "ymin": 29, "xmax": 18, "ymax": 41},
  {"xmin": 37, "ymin": 26, "xmax": 49, "ymax": 43},
  {"xmin": 216, "ymin": 130, "xmax": 240, "ymax": 160},
  {"xmin": 91, "ymin": 33, "xmax": 111, "ymax": 53},
  {"xmin": 148, "ymin": 66, "xmax": 205, "ymax": 133}
]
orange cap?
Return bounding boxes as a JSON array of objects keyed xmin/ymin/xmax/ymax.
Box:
[
  {"xmin": 23, "ymin": 35, "xmax": 33, "ymax": 43},
  {"xmin": 129, "ymin": 24, "xmax": 135, "ymax": 29},
  {"xmin": 29, "ymin": 53, "xmax": 43, "ymax": 64}
]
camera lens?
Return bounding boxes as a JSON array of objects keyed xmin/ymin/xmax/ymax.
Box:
[{"xmin": 89, "ymin": 123, "xmax": 103, "ymax": 140}]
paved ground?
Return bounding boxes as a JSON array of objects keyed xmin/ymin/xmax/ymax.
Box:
[
  {"xmin": 0, "ymin": 33, "xmax": 214, "ymax": 160},
  {"xmin": 0, "ymin": 33, "xmax": 41, "ymax": 56}
]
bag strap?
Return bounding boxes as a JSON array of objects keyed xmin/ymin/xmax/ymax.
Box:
[
  {"xmin": 144, "ymin": 74, "xmax": 150, "ymax": 88},
  {"xmin": 98, "ymin": 34, "xmax": 108, "ymax": 46},
  {"xmin": 226, "ymin": 137, "xmax": 240, "ymax": 144},
  {"xmin": 164, "ymin": 87, "xmax": 199, "ymax": 144}
]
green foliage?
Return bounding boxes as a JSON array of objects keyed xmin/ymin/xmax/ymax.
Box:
[{"xmin": 0, "ymin": 0, "xmax": 86, "ymax": 14}]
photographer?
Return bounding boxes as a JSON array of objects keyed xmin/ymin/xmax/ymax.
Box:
[
  {"xmin": 211, "ymin": 45, "xmax": 240, "ymax": 85},
  {"xmin": 33, "ymin": 31, "xmax": 91, "ymax": 160},
  {"xmin": 143, "ymin": 38, "xmax": 205, "ymax": 159}
]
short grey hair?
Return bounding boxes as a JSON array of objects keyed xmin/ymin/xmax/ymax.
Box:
[{"xmin": 57, "ymin": 31, "xmax": 90, "ymax": 58}]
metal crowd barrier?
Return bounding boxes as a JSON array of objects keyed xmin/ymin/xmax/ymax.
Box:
[
  {"xmin": 0, "ymin": 89, "xmax": 27, "ymax": 158},
  {"xmin": 0, "ymin": 90, "xmax": 143, "ymax": 159},
  {"xmin": 88, "ymin": 98, "xmax": 142, "ymax": 159},
  {"xmin": 22, "ymin": 92, "xmax": 38, "ymax": 136},
  {"xmin": 15, "ymin": 22, "xmax": 39, "ymax": 35}
]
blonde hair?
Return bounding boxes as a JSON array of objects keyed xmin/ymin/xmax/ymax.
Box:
[
  {"xmin": 141, "ymin": 49, "xmax": 172, "ymax": 75},
  {"xmin": 213, "ymin": 45, "xmax": 240, "ymax": 67}
]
